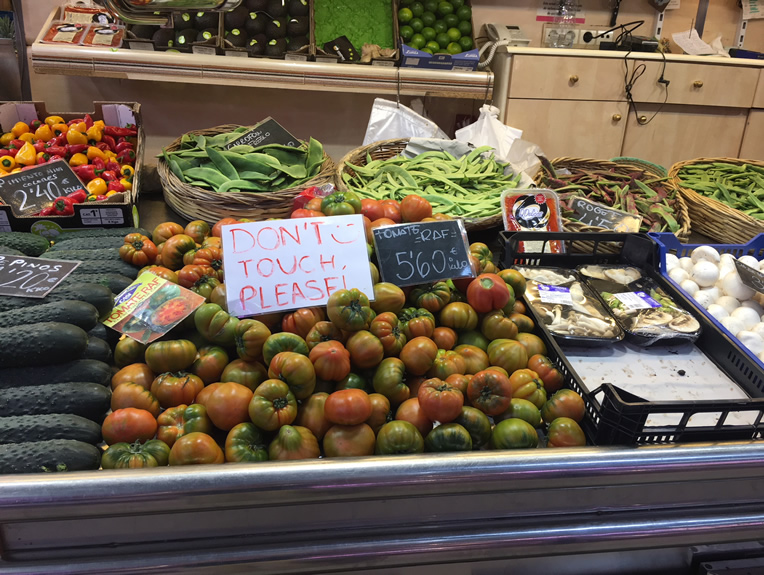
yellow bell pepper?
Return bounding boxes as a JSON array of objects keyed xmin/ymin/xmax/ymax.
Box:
[
  {"xmin": 15, "ymin": 142, "xmax": 37, "ymax": 166},
  {"xmin": 0, "ymin": 132, "xmax": 13, "ymax": 147},
  {"xmin": 51, "ymin": 123, "xmax": 69, "ymax": 137},
  {"xmin": 120, "ymin": 165, "xmax": 135, "ymax": 178},
  {"xmin": 44, "ymin": 116, "xmax": 65, "ymax": 127},
  {"xmin": 93, "ymin": 120, "xmax": 105, "ymax": 130},
  {"xmin": 0, "ymin": 156, "xmax": 15, "ymax": 171},
  {"xmin": 71, "ymin": 121, "xmax": 87, "ymax": 133},
  {"xmin": 105, "ymin": 150, "xmax": 118, "ymax": 160},
  {"xmin": 105, "ymin": 190, "xmax": 119, "ymax": 197},
  {"xmin": 69, "ymin": 153, "xmax": 88, "ymax": 167},
  {"xmin": 11, "ymin": 122, "xmax": 30, "ymax": 137},
  {"xmin": 18, "ymin": 133, "xmax": 35, "ymax": 144},
  {"xmin": 66, "ymin": 128, "xmax": 88, "ymax": 146},
  {"xmin": 119, "ymin": 177, "xmax": 132, "ymax": 191},
  {"xmin": 86, "ymin": 125, "xmax": 103, "ymax": 143},
  {"xmin": 34, "ymin": 124, "xmax": 54, "ymax": 142},
  {"xmin": 86, "ymin": 178, "xmax": 107, "ymax": 196},
  {"xmin": 86, "ymin": 146, "xmax": 107, "ymax": 161}
]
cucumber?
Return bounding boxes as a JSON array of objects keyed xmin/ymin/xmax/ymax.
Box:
[
  {"xmin": 0, "ymin": 359, "xmax": 111, "ymax": 389},
  {"xmin": 0, "ymin": 440, "xmax": 101, "ymax": 474},
  {"xmin": 0, "ymin": 283, "xmax": 114, "ymax": 319},
  {"xmin": 68, "ymin": 259, "xmax": 139, "ymax": 279},
  {"xmin": 0, "ymin": 232, "xmax": 49, "ymax": 257},
  {"xmin": 82, "ymin": 336, "xmax": 112, "ymax": 363},
  {"xmin": 87, "ymin": 323, "xmax": 118, "ymax": 347},
  {"xmin": 48, "ymin": 236, "xmax": 127, "ymax": 251},
  {"xmin": 45, "ymin": 248, "xmax": 121, "ymax": 261},
  {"xmin": 61, "ymin": 273, "xmax": 134, "ymax": 294},
  {"xmin": 0, "ymin": 300, "xmax": 99, "ymax": 331},
  {"xmin": 0, "ymin": 322, "xmax": 89, "ymax": 368},
  {"xmin": 53, "ymin": 227, "xmax": 151, "ymax": 243},
  {"xmin": 0, "ymin": 382, "xmax": 111, "ymax": 420},
  {"xmin": 0, "ymin": 245, "xmax": 25, "ymax": 256},
  {"xmin": 0, "ymin": 414, "xmax": 102, "ymax": 445}
]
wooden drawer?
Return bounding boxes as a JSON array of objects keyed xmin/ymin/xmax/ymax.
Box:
[
  {"xmin": 741, "ymin": 110, "xmax": 764, "ymax": 160},
  {"xmin": 508, "ymin": 56, "xmax": 625, "ymax": 101},
  {"xmin": 628, "ymin": 61, "xmax": 758, "ymax": 108},
  {"xmin": 505, "ymin": 99, "xmax": 628, "ymax": 160},
  {"xmin": 754, "ymin": 70, "xmax": 764, "ymax": 109}
]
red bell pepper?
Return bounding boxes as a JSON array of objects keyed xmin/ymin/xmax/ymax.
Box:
[
  {"xmin": 95, "ymin": 195, "xmax": 107, "ymax": 201},
  {"xmin": 67, "ymin": 189, "xmax": 88, "ymax": 203},
  {"xmin": 52, "ymin": 196, "xmax": 74, "ymax": 216},
  {"xmin": 10, "ymin": 139, "xmax": 25, "ymax": 149},
  {"xmin": 95, "ymin": 142, "xmax": 111, "ymax": 153},
  {"xmin": 106, "ymin": 160, "xmax": 121, "ymax": 173},
  {"xmin": 117, "ymin": 150, "xmax": 136, "ymax": 165},
  {"xmin": 115, "ymin": 141, "xmax": 134, "ymax": 154},
  {"xmin": 101, "ymin": 170, "xmax": 118, "ymax": 182},
  {"xmin": 0, "ymin": 150, "xmax": 10, "ymax": 158},
  {"xmin": 72, "ymin": 164, "xmax": 103, "ymax": 183},
  {"xmin": 107, "ymin": 180, "xmax": 125, "ymax": 194},
  {"xmin": 39, "ymin": 206, "xmax": 57, "ymax": 217},
  {"xmin": 45, "ymin": 145, "xmax": 67, "ymax": 157},
  {"xmin": 92, "ymin": 157, "xmax": 106, "ymax": 171},
  {"xmin": 101, "ymin": 134, "xmax": 117, "ymax": 151},
  {"xmin": 67, "ymin": 119, "xmax": 82, "ymax": 127},
  {"xmin": 33, "ymin": 141, "xmax": 47, "ymax": 154},
  {"xmin": 29, "ymin": 119, "xmax": 42, "ymax": 130},
  {"xmin": 83, "ymin": 114, "xmax": 93, "ymax": 129},
  {"xmin": 5, "ymin": 148, "xmax": 17, "ymax": 157},
  {"xmin": 47, "ymin": 135, "xmax": 66, "ymax": 147},
  {"xmin": 66, "ymin": 144, "xmax": 89, "ymax": 156},
  {"xmin": 104, "ymin": 126, "xmax": 137, "ymax": 138},
  {"xmin": 48, "ymin": 155, "xmax": 64, "ymax": 163}
]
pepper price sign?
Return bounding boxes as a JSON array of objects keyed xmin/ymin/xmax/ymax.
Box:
[
  {"xmin": 221, "ymin": 214, "xmax": 375, "ymax": 318},
  {"xmin": 0, "ymin": 160, "xmax": 84, "ymax": 216}
]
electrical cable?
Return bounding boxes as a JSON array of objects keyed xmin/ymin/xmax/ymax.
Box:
[
  {"xmin": 477, "ymin": 39, "xmax": 510, "ymax": 70},
  {"xmin": 621, "ymin": 31, "xmax": 670, "ymax": 126}
]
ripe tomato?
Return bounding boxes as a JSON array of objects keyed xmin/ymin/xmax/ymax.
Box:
[
  {"xmin": 168, "ymin": 432, "xmax": 225, "ymax": 465},
  {"xmin": 398, "ymin": 307, "xmax": 436, "ymax": 339},
  {"xmin": 190, "ymin": 345, "xmax": 229, "ymax": 385},
  {"xmin": 324, "ymin": 388, "xmax": 372, "ymax": 425},
  {"xmin": 467, "ymin": 369, "xmax": 513, "ymax": 416},
  {"xmin": 542, "ymin": 389, "xmax": 586, "ymax": 423},
  {"xmin": 345, "ymin": 330, "xmax": 384, "ymax": 369},
  {"xmin": 211, "ymin": 217, "xmax": 239, "ymax": 238},
  {"xmin": 395, "ymin": 397, "xmax": 433, "ymax": 437},
  {"xmin": 371, "ymin": 283, "xmax": 406, "ymax": 314},
  {"xmin": 368, "ymin": 217, "xmax": 397, "ymax": 242},
  {"xmin": 156, "ymin": 404, "xmax": 212, "ymax": 447},
  {"xmin": 527, "ymin": 354, "xmax": 564, "ymax": 393},
  {"xmin": 466, "ymin": 273, "xmax": 511, "ymax": 313},
  {"xmin": 152, "ymin": 221, "xmax": 185, "ymax": 244},
  {"xmin": 491, "ymin": 418, "xmax": 539, "ymax": 450},
  {"xmin": 295, "ymin": 392, "xmax": 332, "ymax": 440},
  {"xmin": 323, "ymin": 423, "xmax": 376, "ymax": 457},
  {"xmin": 282, "ymin": 307, "xmax": 325, "ymax": 339},
  {"xmin": 508, "ymin": 369, "xmax": 547, "ymax": 409},
  {"xmin": 453, "ymin": 344, "xmax": 489, "ymax": 375},
  {"xmin": 366, "ymin": 393, "xmax": 391, "ymax": 434},
  {"xmin": 110, "ymin": 382, "xmax": 161, "ymax": 417},
  {"xmin": 417, "ymin": 378, "xmax": 464, "ymax": 423},
  {"xmin": 380, "ymin": 199, "xmax": 401, "ymax": 223},
  {"xmin": 439, "ymin": 302, "xmax": 478, "ymax": 332},
  {"xmin": 268, "ymin": 351, "xmax": 316, "ymax": 400},
  {"xmin": 111, "ymin": 363, "xmax": 155, "ymax": 391},
  {"xmin": 432, "ymin": 327, "xmax": 457, "ymax": 350},
  {"xmin": 102, "ymin": 408, "xmax": 158, "ymax": 445},
  {"xmin": 221, "ymin": 358, "xmax": 268, "ymax": 391},
  {"xmin": 361, "ymin": 198, "xmax": 385, "ymax": 221},
  {"xmin": 291, "ymin": 208, "xmax": 324, "ymax": 218},
  {"xmin": 547, "ymin": 417, "xmax": 586, "ymax": 447},
  {"xmin": 268, "ymin": 425, "xmax": 320, "ymax": 460},
  {"xmin": 305, "ymin": 321, "xmax": 346, "ymax": 350},
  {"xmin": 206, "ymin": 382, "xmax": 254, "ymax": 431},
  {"xmin": 305, "ymin": 197, "xmax": 323, "ymax": 212},
  {"xmin": 399, "ymin": 336, "xmax": 438, "ymax": 376},
  {"xmin": 486, "ymin": 339, "xmax": 528, "ymax": 374},
  {"xmin": 151, "ymin": 372, "xmax": 205, "ymax": 408},
  {"xmin": 427, "ymin": 350, "xmax": 466, "ymax": 379},
  {"xmin": 248, "ymin": 379, "xmax": 298, "ymax": 431},
  {"xmin": 445, "ymin": 373, "xmax": 470, "ymax": 396},
  {"xmin": 370, "ymin": 312, "xmax": 407, "ymax": 358},
  {"xmin": 309, "ymin": 340, "xmax": 351, "ymax": 381},
  {"xmin": 515, "ymin": 332, "xmax": 547, "ymax": 358},
  {"xmin": 400, "ymin": 194, "xmax": 433, "ymax": 222},
  {"xmin": 194, "ymin": 382, "xmax": 222, "ymax": 407}
]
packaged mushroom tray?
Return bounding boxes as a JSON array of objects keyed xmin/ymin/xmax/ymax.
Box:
[{"xmin": 514, "ymin": 266, "xmax": 624, "ymax": 347}]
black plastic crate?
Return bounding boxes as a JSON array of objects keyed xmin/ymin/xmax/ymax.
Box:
[{"xmin": 500, "ymin": 231, "xmax": 764, "ymax": 445}]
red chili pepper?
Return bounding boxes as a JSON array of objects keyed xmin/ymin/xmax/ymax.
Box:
[
  {"xmin": 45, "ymin": 145, "xmax": 67, "ymax": 157},
  {"xmin": 52, "ymin": 196, "xmax": 74, "ymax": 216},
  {"xmin": 48, "ymin": 155, "xmax": 64, "ymax": 162},
  {"xmin": 107, "ymin": 180, "xmax": 125, "ymax": 194},
  {"xmin": 101, "ymin": 134, "xmax": 117, "ymax": 151},
  {"xmin": 116, "ymin": 150, "xmax": 136, "ymax": 165},
  {"xmin": 10, "ymin": 139, "xmax": 25, "ymax": 149},
  {"xmin": 5, "ymin": 148, "xmax": 17, "ymax": 157},
  {"xmin": 39, "ymin": 206, "xmax": 57, "ymax": 217},
  {"xmin": 101, "ymin": 170, "xmax": 118, "ymax": 182},
  {"xmin": 83, "ymin": 114, "xmax": 93, "ymax": 129},
  {"xmin": 104, "ymin": 126, "xmax": 137, "ymax": 138},
  {"xmin": 67, "ymin": 119, "xmax": 82, "ymax": 127},
  {"xmin": 67, "ymin": 189, "xmax": 88, "ymax": 203},
  {"xmin": 29, "ymin": 119, "xmax": 42, "ymax": 130},
  {"xmin": 96, "ymin": 195, "xmax": 108, "ymax": 201},
  {"xmin": 115, "ymin": 141, "xmax": 134, "ymax": 153},
  {"xmin": 33, "ymin": 141, "xmax": 46, "ymax": 154},
  {"xmin": 72, "ymin": 164, "xmax": 103, "ymax": 183},
  {"xmin": 95, "ymin": 142, "xmax": 110, "ymax": 152},
  {"xmin": 106, "ymin": 160, "xmax": 121, "ymax": 173},
  {"xmin": 47, "ymin": 135, "xmax": 66, "ymax": 147},
  {"xmin": 92, "ymin": 157, "xmax": 106, "ymax": 171},
  {"xmin": 65, "ymin": 144, "xmax": 89, "ymax": 156},
  {"xmin": 0, "ymin": 150, "xmax": 10, "ymax": 158}
]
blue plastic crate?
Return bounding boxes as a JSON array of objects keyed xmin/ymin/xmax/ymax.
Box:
[{"xmin": 650, "ymin": 231, "xmax": 764, "ymax": 374}]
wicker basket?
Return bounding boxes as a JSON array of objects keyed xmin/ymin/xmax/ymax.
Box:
[
  {"xmin": 158, "ymin": 124, "xmax": 335, "ymax": 224},
  {"xmin": 669, "ymin": 157, "xmax": 764, "ymax": 245},
  {"xmin": 335, "ymin": 138, "xmax": 503, "ymax": 231}
]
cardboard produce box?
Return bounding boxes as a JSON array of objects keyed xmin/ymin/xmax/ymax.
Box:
[{"xmin": 0, "ymin": 101, "xmax": 143, "ymax": 238}]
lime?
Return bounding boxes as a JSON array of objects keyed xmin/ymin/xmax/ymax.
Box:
[
  {"xmin": 438, "ymin": 1, "xmax": 453, "ymax": 16},
  {"xmin": 421, "ymin": 26, "xmax": 436, "ymax": 41},
  {"xmin": 450, "ymin": 0, "xmax": 464, "ymax": 8},
  {"xmin": 424, "ymin": 0, "xmax": 439, "ymax": 13},
  {"xmin": 435, "ymin": 32, "xmax": 450, "ymax": 48},
  {"xmin": 421, "ymin": 11, "xmax": 436, "ymax": 27},
  {"xmin": 446, "ymin": 27, "xmax": 461, "ymax": 42},
  {"xmin": 433, "ymin": 20, "xmax": 447, "ymax": 34},
  {"xmin": 444, "ymin": 13, "xmax": 459, "ymax": 28},
  {"xmin": 410, "ymin": 17, "xmax": 424, "ymax": 32},
  {"xmin": 425, "ymin": 40, "xmax": 440, "ymax": 51},
  {"xmin": 410, "ymin": 1, "xmax": 424, "ymax": 17},
  {"xmin": 410, "ymin": 33, "xmax": 426, "ymax": 50},
  {"xmin": 457, "ymin": 19, "xmax": 471, "ymax": 36},
  {"xmin": 400, "ymin": 25, "xmax": 414, "ymax": 41},
  {"xmin": 446, "ymin": 41, "xmax": 462, "ymax": 54},
  {"xmin": 456, "ymin": 5, "xmax": 471, "ymax": 20},
  {"xmin": 421, "ymin": 47, "xmax": 434, "ymax": 55},
  {"xmin": 398, "ymin": 7, "xmax": 413, "ymax": 23},
  {"xmin": 458, "ymin": 35, "xmax": 473, "ymax": 50}
]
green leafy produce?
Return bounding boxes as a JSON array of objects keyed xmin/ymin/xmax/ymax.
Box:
[
  {"xmin": 341, "ymin": 146, "xmax": 521, "ymax": 219},
  {"xmin": 162, "ymin": 128, "xmax": 325, "ymax": 194},
  {"xmin": 315, "ymin": 0, "xmax": 394, "ymax": 50},
  {"xmin": 677, "ymin": 162, "xmax": 764, "ymax": 219}
]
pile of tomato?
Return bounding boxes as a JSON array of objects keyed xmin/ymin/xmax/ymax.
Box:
[{"xmin": 101, "ymin": 193, "xmax": 588, "ymax": 469}]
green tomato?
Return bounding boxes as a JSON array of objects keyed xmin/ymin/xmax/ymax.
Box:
[
  {"xmin": 225, "ymin": 422, "xmax": 269, "ymax": 462},
  {"xmin": 375, "ymin": 420, "xmax": 424, "ymax": 455},
  {"xmin": 101, "ymin": 439, "xmax": 170, "ymax": 469}
]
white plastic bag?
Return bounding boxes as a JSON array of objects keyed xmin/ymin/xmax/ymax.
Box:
[
  {"xmin": 363, "ymin": 98, "xmax": 448, "ymax": 145},
  {"xmin": 454, "ymin": 104, "xmax": 522, "ymax": 162}
]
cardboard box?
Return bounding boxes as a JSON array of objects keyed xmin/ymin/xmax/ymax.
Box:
[{"xmin": 0, "ymin": 101, "xmax": 143, "ymax": 238}]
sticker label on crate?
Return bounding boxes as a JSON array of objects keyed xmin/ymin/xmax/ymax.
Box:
[
  {"xmin": 570, "ymin": 197, "xmax": 642, "ymax": 233},
  {"xmin": 734, "ymin": 260, "xmax": 764, "ymax": 293},
  {"xmin": 224, "ymin": 117, "xmax": 300, "ymax": 150},
  {"xmin": 0, "ymin": 161, "xmax": 84, "ymax": 216},
  {"xmin": 537, "ymin": 284, "xmax": 574, "ymax": 305},
  {"xmin": 0, "ymin": 255, "xmax": 80, "ymax": 298},
  {"xmin": 613, "ymin": 291, "xmax": 661, "ymax": 309},
  {"xmin": 79, "ymin": 207, "xmax": 125, "ymax": 226}
]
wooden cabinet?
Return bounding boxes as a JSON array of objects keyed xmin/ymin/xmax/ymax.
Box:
[
  {"xmin": 754, "ymin": 70, "xmax": 764, "ymax": 109},
  {"xmin": 740, "ymin": 110, "xmax": 764, "ymax": 160},
  {"xmin": 508, "ymin": 56, "xmax": 625, "ymax": 101}
]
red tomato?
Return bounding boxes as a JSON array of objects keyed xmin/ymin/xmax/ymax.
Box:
[
  {"xmin": 367, "ymin": 217, "xmax": 397, "ymax": 243},
  {"xmin": 395, "ymin": 397, "xmax": 433, "ymax": 437},
  {"xmin": 212, "ymin": 217, "xmax": 239, "ymax": 238},
  {"xmin": 110, "ymin": 382, "xmax": 161, "ymax": 417},
  {"xmin": 324, "ymin": 389, "xmax": 372, "ymax": 426},
  {"xmin": 345, "ymin": 330, "xmax": 384, "ymax": 369},
  {"xmin": 294, "ymin": 392, "xmax": 332, "ymax": 440},
  {"xmin": 380, "ymin": 199, "xmax": 401, "ymax": 223},
  {"xmin": 527, "ymin": 354, "xmax": 564, "ymax": 393},
  {"xmin": 400, "ymin": 194, "xmax": 433, "ymax": 222},
  {"xmin": 282, "ymin": 307, "xmax": 325, "ymax": 339},
  {"xmin": 194, "ymin": 382, "xmax": 222, "ymax": 407},
  {"xmin": 445, "ymin": 373, "xmax": 471, "ymax": 396},
  {"xmin": 466, "ymin": 273, "xmax": 511, "ymax": 313},
  {"xmin": 361, "ymin": 198, "xmax": 385, "ymax": 221},
  {"xmin": 417, "ymin": 378, "xmax": 464, "ymax": 423},
  {"xmin": 547, "ymin": 417, "xmax": 586, "ymax": 447},
  {"xmin": 432, "ymin": 326, "xmax": 457, "ymax": 350},
  {"xmin": 467, "ymin": 369, "xmax": 513, "ymax": 416},
  {"xmin": 323, "ymin": 423, "xmax": 376, "ymax": 457},
  {"xmin": 102, "ymin": 408, "xmax": 157, "ymax": 445},
  {"xmin": 542, "ymin": 389, "xmax": 586, "ymax": 423},
  {"xmin": 399, "ymin": 336, "xmax": 438, "ymax": 376},
  {"xmin": 309, "ymin": 340, "xmax": 351, "ymax": 382},
  {"xmin": 205, "ymin": 382, "xmax": 254, "ymax": 431},
  {"xmin": 305, "ymin": 197, "xmax": 324, "ymax": 212},
  {"xmin": 111, "ymin": 363, "xmax": 155, "ymax": 391},
  {"xmin": 168, "ymin": 432, "xmax": 225, "ymax": 465},
  {"xmin": 150, "ymin": 372, "xmax": 205, "ymax": 408},
  {"xmin": 366, "ymin": 393, "xmax": 392, "ymax": 434},
  {"xmin": 291, "ymin": 209, "xmax": 323, "ymax": 218}
]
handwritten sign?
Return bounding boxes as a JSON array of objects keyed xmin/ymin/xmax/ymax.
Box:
[
  {"xmin": 372, "ymin": 220, "xmax": 473, "ymax": 287},
  {"xmin": 570, "ymin": 197, "xmax": 642, "ymax": 233},
  {"xmin": 0, "ymin": 255, "xmax": 79, "ymax": 298},
  {"xmin": 735, "ymin": 260, "xmax": 764, "ymax": 294},
  {"xmin": 225, "ymin": 117, "xmax": 300, "ymax": 150},
  {"xmin": 0, "ymin": 161, "xmax": 84, "ymax": 216},
  {"xmin": 222, "ymin": 215, "xmax": 374, "ymax": 318}
]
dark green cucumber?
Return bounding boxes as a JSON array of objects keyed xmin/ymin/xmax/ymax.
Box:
[
  {"xmin": 0, "ymin": 440, "xmax": 101, "ymax": 474},
  {"xmin": 0, "ymin": 300, "xmax": 99, "ymax": 330},
  {"xmin": 0, "ymin": 359, "xmax": 111, "ymax": 389},
  {"xmin": 0, "ymin": 414, "xmax": 102, "ymax": 445},
  {"xmin": 87, "ymin": 323, "xmax": 118, "ymax": 347},
  {"xmin": 0, "ymin": 382, "xmax": 111, "ymax": 420},
  {"xmin": 0, "ymin": 322, "xmax": 88, "ymax": 368},
  {"xmin": 46, "ymin": 248, "xmax": 121, "ymax": 261},
  {"xmin": 0, "ymin": 232, "xmax": 49, "ymax": 256},
  {"xmin": 61, "ymin": 273, "xmax": 134, "ymax": 294},
  {"xmin": 82, "ymin": 337, "xmax": 112, "ymax": 363},
  {"xmin": 0, "ymin": 245, "xmax": 25, "ymax": 256},
  {"xmin": 0, "ymin": 283, "xmax": 114, "ymax": 319},
  {"xmin": 53, "ymin": 227, "xmax": 151, "ymax": 243},
  {"xmin": 48, "ymin": 236, "xmax": 128, "ymax": 251},
  {"xmin": 68, "ymin": 259, "xmax": 139, "ymax": 279}
]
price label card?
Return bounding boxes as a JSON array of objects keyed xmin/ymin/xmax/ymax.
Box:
[
  {"xmin": 570, "ymin": 197, "xmax": 642, "ymax": 233},
  {"xmin": 537, "ymin": 284, "xmax": 574, "ymax": 305},
  {"xmin": 0, "ymin": 255, "xmax": 79, "ymax": 298},
  {"xmin": 735, "ymin": 260, "xmax": 764, "ymax": 293},
  {"xmin": 221, "ymin": 215, "xmax": 374, "ymax": 317},
  {"xmin": 0, "ymin": 160, "xmax": 84, "ymax": 216},
  {"xmin": 613, "ymin": 291, "xmax": 661, "ymax": 310},
  {"xmin": 224, "ymin": 117, "xmax": 300, "ymax": 150},
  {"xmin": 373, "ymin": 220, "xmax": 473, "ymax": 287}
]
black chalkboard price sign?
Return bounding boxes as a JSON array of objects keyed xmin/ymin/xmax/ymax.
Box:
[
  {"xmin": 373, "ymin": 220, "xmax": 474, "ymax": 287},
  {"xmin": 735, "ymin": 260, "xmax": 764, "ymax": 294},
  {"xmin": 0, "ymin": 160, "xmax": 84, "ymax": 216},
  {"xmin": 225, "ymin": 117, "xmax": 300, "ymax": 150},
  {"xmin": 0, "ymin": 255, "xmax": 80, "ymax": 298}
]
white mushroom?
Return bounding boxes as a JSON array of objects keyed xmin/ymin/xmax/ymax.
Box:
[
  {"xmin": 737, "ymin": 331, "xmax": 764, "ymax": 355},
  {"xmin": 679, "ymin": 257, "xmax": 694, "ymax": 273},
  {"xmin": 668, "ymin": 267, "xmax": 689, "ymax": 284},
  {"xmin": 731, "ymin": 307, "xmax": 761, "ymax": 330},
  {"xmin": 716, "ymin": 295, "xmax": 741, "ymax": 314},
  {"xmin": 722, "ymin": 271, "xmax": 755, "ymax": 301},
  {"xmin": 679, "ymin": 279, "xmax": 699, "ymax": 297},
  {"xmin": 738, "ymin": 255, "xmax": 760, "ymax": 270},
  {"xmin": 691, "ymin": 245, "xmax": 721, "ymax": 265},
  {"xmin": 720, "ymin": 316, "xmax": 745, "ymax": 336},
  {"xmin": 665, "ymin": 253, "xmax": 680, "ymax": 272},
  {"xmin": 604, "ymin": 267, "xmax": 642, "ymax": 285},
  {"xmin": 690, "ymin": 261, "xmax": 720, "ymax": 287},
  {"xmin": 707, "ymin": 304, "xmax": 729, "ymax": 320}
]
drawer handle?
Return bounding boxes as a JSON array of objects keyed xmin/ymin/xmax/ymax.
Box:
[
  {"xmin": 638, "ymin": 115, "xmax": 648, "ymax": 124},
  {"xmin": 569, "ymin": 75, "xmax": 579, "ymax": 84},
  {"xmin": 693, "ymin": 80, "xmax": 704, "ymax": 88},
  {"xmin": 612, "ymin": 114, "xmax": 622, "ymax": 122}
]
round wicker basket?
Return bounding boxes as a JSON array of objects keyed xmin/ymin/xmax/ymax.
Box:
[
  {"xmin": 158, "ymin": 124, "xmax": 335, "ymax": 224},
  {"xmin": 669, "ymin": 157, "xmax": 764, "ymax": 244},
  {"xmin": 335, "ymin": 138, "xmax": 504, "ymax": 231}
]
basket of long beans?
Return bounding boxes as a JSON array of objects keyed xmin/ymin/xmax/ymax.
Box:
[
  {"xmin": 534, "ymin": 157, "xmax": 690, "ymax": 250},
  {"xmin": 669, "ymin": 158, "xmax": 764, "ymax": 244},
  {"xmin": 336, "ymin": 138, "xmax": 523, "ymax": 231}
]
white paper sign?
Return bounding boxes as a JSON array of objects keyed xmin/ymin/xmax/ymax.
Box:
[
  {"xmin": 221, "ymin": 215, "xmax": 374, "ymax": 318},
  {"xmin": 672, "ymin": 29, "xmax": 714, "ymax": 55},
  {"xmin": 743, "ymin": 0, "xmax": 764, "ymax": 20}
]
